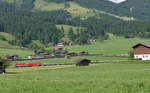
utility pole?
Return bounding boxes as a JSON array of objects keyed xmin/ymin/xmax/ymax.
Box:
[{"xmin": 130, "ymin": 6, "xmax": 134, "ymax": 20}]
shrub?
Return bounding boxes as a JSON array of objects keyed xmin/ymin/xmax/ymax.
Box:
[{"xmin": 0, "ymin": 57, "xmax": 10, "ymax": 74}]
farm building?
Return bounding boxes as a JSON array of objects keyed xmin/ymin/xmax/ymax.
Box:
[
  {"xmin": 132, "ymin": 42, "xmax": 150, "ymax": 60},
  {"xmin": 76, "ymin": 59, "xmax": 91, "ymax": 66},
  {"xmin": 5, "ymin": 54, "xmax": 19, "ymax": 60},
  {"xmin": 57, "ymin": 42, "xmax": 74, "ymax": 46},
  {"xmin": 28, "ymin": 54, "xmax": 44, "ymax": 60}
]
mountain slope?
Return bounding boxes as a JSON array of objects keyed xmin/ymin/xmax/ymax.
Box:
[
  {"xmin": 3, "ymin": 0, "xmax": 148, "ymax": 20},
  {"xmin": 42, "ymin": 0, "xmax": 150, "ymax": 20},
  {"xmin": 0, "ymin": 0, "xmax": 150, "ymax": 47},
  {"xmin": 73, "ymin": 0, "xmax": 150, "ymax": 20}
]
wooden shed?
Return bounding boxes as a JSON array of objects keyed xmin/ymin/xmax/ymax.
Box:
[
  {"xmin": 76, "ymin": 59, "xmax": 91, "ymax": 66},
  {"xmin": 5, "ymin": 54, "xmax": 19, "ymax": 60}
]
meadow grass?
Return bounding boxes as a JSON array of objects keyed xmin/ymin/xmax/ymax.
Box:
[
  {"xmin": 33, "ymin": 1, "xmax": 96, "ymax": 18},
  {"xmin": 0, "ymin": 32, "xmax": 33, "ymax": 58},
  {"xmin": 61, "ymin": 37, "xmax": 150, "ymax": 55},
  {"xmin": 0, "ymin": 61, "xmax": 150, "ymax": 93},
  {"xmin": 3, "ymin": 0, "xmax": 14, "ymax": 3},
  {"xmin": 56, "ymin": 24, "xmax": 83, "ymax": 34},
  {"xmin": 0, "ymin": 40, "xmax": 15, "ymax": 48},
  {"xmin": 17, "ymin": 56, "xmax": 128, "ymax": 64},
  {"xmin": 34, "ymin": 0, "xmax": 65, "ymax": 11},
  {"xmin": 0, "ymin": 32, "xmax": 19, "ymax": 48},
  {"xmin": 0, "ymin": 32, "xmax": 15, "ymax": 41},
  {"xmin": 0, "ymin": 48, "xmax": 34, "ymax": 58}
]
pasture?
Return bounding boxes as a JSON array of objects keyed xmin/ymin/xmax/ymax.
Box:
[
  {"xmin": 61, "ymin": 37, "xmax": 150, "ymax": 55},
  {"xmin": 0, "ymin": 32, "xmax": 19, "ymax": 48},
  {"xmin": 17, "ymin": 56, "xmax": 128, "ymax": 64},
  {"xmin": 0, "ymin": 48, "xmax": 34, "ymax": 58},
  {"xmin": 0, "ymin": 61, "xmax": 150, "ymax": 93},
  {"xmin": 56, "ymin": 24, "xmax": 83, "ymax": 34},
  {"xmin": 34, "ymin": 0, "xmax": 65, "ymax": 11}
]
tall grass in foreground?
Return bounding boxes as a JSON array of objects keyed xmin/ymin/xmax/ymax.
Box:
[{"xmin": 0, "ymin": 61, "xmax": 150, "ymax": 93}]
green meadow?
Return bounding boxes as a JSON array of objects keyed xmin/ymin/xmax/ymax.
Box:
[
  {"xmin": 18, "ymin": 56, "xmax": 128, "ymax": 64},
  {"xmin": 61, "ymin": 37, "xmax": 150, "ymax": 55},
  {"xmin": 0, "ymin": 32, "xmax": 19, "ymax": 48},
  {"xmin": 0, "ymin": 48, "xmax": 33, "ymax": 58},
  {"xmin": 0, "ymin": 36, "xmax": 149, "ymax": 59},
  {"xmin": 56, "ymin": 24, "xmax": 83, "ymax": 34},
  {"xmin": 0, "ymin": 61, "xmax": 150, "ymax": 93},
  {"xmin": 34, "ymin": 0, "xmax": 65, "ymax": 11}
]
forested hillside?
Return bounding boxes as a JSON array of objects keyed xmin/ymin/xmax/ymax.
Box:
[
  {"xmin": 0, "ymin": 2, "xmax": 64, "ymax": 46},
  {"xmin": 0, "ymin": 0, "xmax": 150, "ymax": 48},
  {"xmin": 3, "ymin": 0, "xmax": 150, "ymax": 20},
  {"xmin": 45, "ymin": 0, "xmax": 150, "ymax": 20}
]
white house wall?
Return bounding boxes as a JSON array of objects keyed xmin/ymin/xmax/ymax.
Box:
[{"xmin": 134, "ymin": 54, "xmax": 150, "ymax": 60}]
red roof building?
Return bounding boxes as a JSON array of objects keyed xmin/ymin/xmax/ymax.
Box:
[{"xmin": 132, "ymin": 42, "xmax": 150, "ymax": 60}]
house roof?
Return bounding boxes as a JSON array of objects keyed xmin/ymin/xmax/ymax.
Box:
[
  {"xmin": 5, "ymin": 54, "xmax": 18, "ymax": 57},
  {"xmin": 77, "ymin": 59, "xmax": 91, "ymax": 63},
  {"xmin": 132, "ymin": 42, "xmax": 150, "ymax": 48}
]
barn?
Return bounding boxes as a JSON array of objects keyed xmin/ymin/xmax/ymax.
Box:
[
  {"xmin": 132, "ymin": 42, "xmax": 150, "ymax": 60},
  {"xmin": 76, "ymin": 59, "xmax": 91, "ymax": 66},
  {"xmin": 5, "ymin": 54, "xmax": 19, "ymax": 60}
]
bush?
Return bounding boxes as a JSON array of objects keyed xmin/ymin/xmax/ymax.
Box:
[
  {"xmin": 0, "ymin": 57, "xmax": 10, "ymax": 74},
  {"xmin": 128, "ymin": 50, "xmax": 134, "ymax": 60}
]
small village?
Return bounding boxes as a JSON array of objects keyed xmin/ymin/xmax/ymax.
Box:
[{"xmin": 0, "ymin": 42, "xmax": 149, "ymax": 73}]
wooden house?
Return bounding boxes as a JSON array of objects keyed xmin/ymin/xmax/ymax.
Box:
[
  {"xmin": 5, "ymin": 54, "xmax": 19, "ymax": 60},
  {"xmin": 28, "ymin": 54, "xmax": 44, "ymax": 60},
  {"xmin": 132, "ymin": 42, "xmax": 150, "ymax": 60}
]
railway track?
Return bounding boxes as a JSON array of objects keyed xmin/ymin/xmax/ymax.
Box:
[{"xmin": 12, "ymin": 60, "xmax": 126, "ymax": 68}]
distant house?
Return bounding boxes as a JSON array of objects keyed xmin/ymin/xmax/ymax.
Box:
[
  {"xmin": 57, "ymin": 42, "xmax": 65, "ymax": 47},
  {"xmin": 57, "ymin": 42, "xmax": 74, "ymax": 47},
  {"xmin": 132, "ymin": 42, "xmax": 150, "ymax": 60},
  {"xmin": 5, "ymin": 54, "xmax": 19, "ymax": 60},
  {"xmin": 53, "ymin": 48, "xmax": 68, "ymax": 56},
  {"xmin": 28, "ymin": 55, "xmax": 44, "ymax": 60}
]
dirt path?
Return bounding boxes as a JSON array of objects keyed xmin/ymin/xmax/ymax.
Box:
[{"xmin": 6, "ymin": 65, "xmax": 75, "ymax": 73}]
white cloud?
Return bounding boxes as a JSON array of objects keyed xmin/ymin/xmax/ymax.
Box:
[{"xmin": 108, "ymin": 0, "xmax": 127, "ymax": 4}]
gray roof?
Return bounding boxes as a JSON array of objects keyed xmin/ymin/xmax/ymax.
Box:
[{"xmin": 133, "ymin": 42, "xmax": 150, "ymax": 48}]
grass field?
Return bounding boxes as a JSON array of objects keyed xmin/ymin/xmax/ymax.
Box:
[
  {"xmin": 0, "ymin": 32, "xmax": 19, "ymax": 48},
  {"xmin": 33, "ymin": 0, "xmax": 96, "ymax": 18},
  {"xmin": 4, "ymin": 0, "xmax": 132, "ymax": 20},
  {"xmin": 56, "ymin": 24, "xmax": 83, "ymax": 34},
  {"xmin": 0, "ymin": 40, "xmax": 16, "ymax": 48},
  {"xmin": 16, "ymin": 56, "xmax": 128, "ymax": 64},
  {"xmin": 0, "ymin": 32, "xmax": 15, "ymax": 41},
  {"xmin": 0, "ymin": 32, "xmax": 34, "ymax": 58},
  {"xmin": 0, "ymin": 61, "xmax": 149, "ymax": 93},
  {"xmin": 34, "ymin": 0, "xmax": 65, "ymax": 11},
  {"xmin": 0, "ymin": 48, "xmax": 34, "ymax": 58},
  {"xmin": 60, "ymin": 37, "xmax": 150, "ymax": 55}
]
